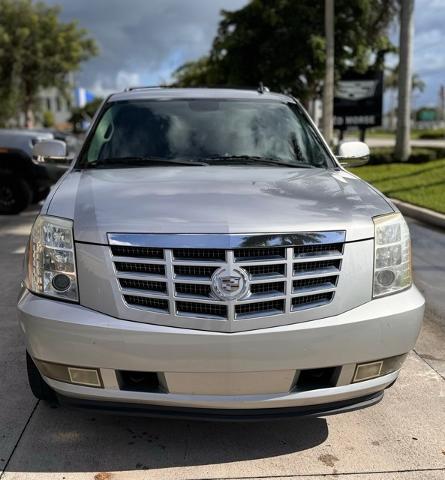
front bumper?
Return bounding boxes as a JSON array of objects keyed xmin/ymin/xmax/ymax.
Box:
[
  {"xmin": 17, "ymin": 286, "xmax": 424, "ymax": 414},
  {"xmin": 57, "ymin": 391, "xmax": 385, "ymax": 421}
]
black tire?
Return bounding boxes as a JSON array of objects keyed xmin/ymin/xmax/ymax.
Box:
[
  {"xmin": 0, "ymin": 175, "xmax": 32, "ymax": 214},
  {"xmin": 26, "ymin": 351, "xmax": 58, "ymax": 403}
]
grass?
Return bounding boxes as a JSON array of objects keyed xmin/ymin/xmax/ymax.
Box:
[
  {"xmin": 366, "ymin": 130, "xmax": 395, "ymax": 139},
  {"xmin": 350, "ymin": 158, "xmax": 445, "ymax": 214},
  {"xmin": 355, "ymin": 129, "xmax": 444, "ymax": 140}
]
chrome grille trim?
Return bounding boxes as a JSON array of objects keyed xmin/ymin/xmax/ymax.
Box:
[
  {"xmin": 108, "ymin": 231, "xmax": 346, "ymax": 249},
  {"xmin": 109, "ymin": 231, "xmax": 345, "ymax": 325}
]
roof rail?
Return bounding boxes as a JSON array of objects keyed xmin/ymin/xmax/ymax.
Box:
[
  {"xmin": 123, "ymin": 85, "xmax": 165, "ymax": 92},
  {"xmin": 257, "ymin": 82, "xmax": 270, "ymax": 94}
]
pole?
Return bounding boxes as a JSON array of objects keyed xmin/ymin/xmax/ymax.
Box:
[
  {"xmin": 395, "ymin": 0, "xmax": 414, "ymax": 161},
  {"xmin": 322, "ymin": 0, "xmax": 334, "ymax": 145}
]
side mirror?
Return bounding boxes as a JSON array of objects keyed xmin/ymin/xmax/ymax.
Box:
[
  {"xmin": 337, "ymin": 141, "xmax": 370, "ymax": 167},
  {"xmin": 32, "ymin": 139, "xmax": 69, "ymax": 165}
]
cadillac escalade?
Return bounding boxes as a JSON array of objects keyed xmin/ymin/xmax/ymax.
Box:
[{"xmin": 17, "ymin": 87, "xmax": 425, "ymax": 420}]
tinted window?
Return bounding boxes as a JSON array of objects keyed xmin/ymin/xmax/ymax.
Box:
[{"xmin": 83, "ymin": 99, "xmax": 332, "ymax": 168}]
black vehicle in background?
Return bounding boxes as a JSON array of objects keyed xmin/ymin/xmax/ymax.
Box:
[{"xmin": 0, "ymin": 129, "xmax": 73, "ymax": 214}]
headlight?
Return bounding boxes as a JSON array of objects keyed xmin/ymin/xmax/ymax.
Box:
[
  {"xmin": 25, "ymin": 215, "xmax": 78, "ymax": 302},
  {"xmin": 373, "ymin": 212, "xmax": 411, "ymax": 298}
]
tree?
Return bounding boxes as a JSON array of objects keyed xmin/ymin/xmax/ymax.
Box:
[
  {"xmin": 0, "ymin": 0, "xmax": 98, "ymax": 127},
  {"xmin": 322, "ymin": 0, "xmax": 335, "ymax": 144},
  {"xmin": 172, "ymin": 0, "xmax": 398, "ymax": 104},
  {"xmin": 395, "ymin": 0, "xmax": 415, "ymax": 161}
]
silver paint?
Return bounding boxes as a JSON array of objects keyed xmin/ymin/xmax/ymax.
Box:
[{"xmin": 45, "ymin": 167, "xmax": 393, "ymax": 244}]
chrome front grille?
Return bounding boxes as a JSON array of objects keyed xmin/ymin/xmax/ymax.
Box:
[{"xmin": 109, "ymin": 231, "xmax": 345, "ymax": 327}]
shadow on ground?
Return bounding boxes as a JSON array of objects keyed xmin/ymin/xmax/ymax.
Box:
[{"xmin": 8, "ymin": 403, "xmax": 329, "ymax": 473}]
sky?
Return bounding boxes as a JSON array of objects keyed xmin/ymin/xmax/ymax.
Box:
[{"xmin": 48, "ymin": 0, "xmax": 444, "ymax": 108}]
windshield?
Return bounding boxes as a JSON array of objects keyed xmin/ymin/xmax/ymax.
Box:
[{"xmin": 81, "ymin": 99, "xmax": 333, "ymax": 169}]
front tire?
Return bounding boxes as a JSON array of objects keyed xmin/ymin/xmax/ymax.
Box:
[
  {"xmin": 0, "ymin": 176, "xmax": 32, "ymax": 214},
  {"xmin": 26, "ymin": 352, "xmax": 57, "ymax": 403}
]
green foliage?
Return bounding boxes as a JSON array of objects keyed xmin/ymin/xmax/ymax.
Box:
[
  {"xmin": 367, "ymin": 147, "xmax": 445, "ymax": 165},
  {"xmin": 384, "ymin": 67, "xmax": 425, "ymax": 93},
  {"xmin": 42, "ymin": 110, "xmax": 54, "ymax": 128},
  {"xmin": 69, "ymin": 97, "xmax": 103, "ymax": 133},
  {"xmin": 350, "ymin": 157, "xmax": 445, "ymax": 214},
  {"xmin": 172, "ymin": 0, "xmax": 398, "ymax": 101},
  {"xmin": 0, "ymin": 0, "xmax": 98, "ymax": 126},
  {"xmin": 417, "ymin": 129, "xmax": 445, "ymax": 140}
]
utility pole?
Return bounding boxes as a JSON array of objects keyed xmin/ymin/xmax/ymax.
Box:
[
  {"xmin": 322, "ymin": 0, "xmax": 334, "ymax": 145},
  {"xmin": 395, "ymin": 0, "xmax": 415, "ymax": 161}
]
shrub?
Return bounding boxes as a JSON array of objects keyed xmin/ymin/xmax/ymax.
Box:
[
  {"xmin": 418, "ymin": 129, "xmax": 445, "ymax": 140},
  {"xmin": 367, "ymin": 147, "xmax": 445, "ymax": 165},
  {"xmin": 42, "ymin": 110, "xmax": 55, "ymax": 128},
  {"xmin": 408, "ymin": 148, "xmax": 438, "ymax": 163}
]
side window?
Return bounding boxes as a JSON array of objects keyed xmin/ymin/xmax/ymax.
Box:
[{"xmin": 86, "ymin": 108, "xmax": 114, "ymax": 162}]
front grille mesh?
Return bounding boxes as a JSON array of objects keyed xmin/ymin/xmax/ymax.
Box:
[
  {"xmin": 112, "ymin": 237, "xmax": 344, "ymax": 323},
  {"xmin": 173, "ymin": 248, "xmax": 225, "ymax": 261},
  {"xmin": 244, "ymin": 264, "xmax": 286, "ymax": 278},
  {"xmin": 176, "ymin": 301, "xmax": 227, "ymax": 318},
  {"xmin": 115, "ymin": 262, "xmax": 165, "ymax": 276},
  {"xmin": 292, "ymin": 292, "xmax": 334, "ymax": 310},
  {"xmin": 236, "ymin": 300, "xmax": 285, "ymax": 318},
  {"xmin": 124, "ymin": 295, "xmax": 169, "ymax": 312},
  {"xmin": 294, "ymin": 259, "xmax": 341, "ymax": 275},
  {"xmin": 111, "ymin": 245, "xmax": 164, "ymax": 259},
  {"xmin": 174, "ymin": 265, "xmax": 217, "ymax": 279},
  {"xmin": 293, "ymin": 276, "xmax": 338, "ymax": 292},
  {"xmin": 119, "ymin": 278, "xmax": 167, "ymax": 293},
  {"xmin": 294, "ymin": 243, "xmax": 343, "ymax": 258},
  {"xmin": 175, "ymin": 283, "xmax": 212, "ymax": 298},
  {"xmin": 234, "ymin": 247, "xmax": 285, "ymax": 261},
  {"xmin": 250, "ymin": 281, "xmax": 285, "ymax": 295}
]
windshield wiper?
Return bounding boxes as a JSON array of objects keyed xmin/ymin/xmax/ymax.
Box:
[
  {"xmin": 200, "ymin": 155, "xmax": 315, "ymax": 168},
  {"xmin": 87, "ymin": 156, "xmax": 209, "ymax": 168}
]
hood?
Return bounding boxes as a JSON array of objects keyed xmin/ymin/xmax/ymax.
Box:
[{"xmin": 46, "ymin": 166, "xmax": 393, "ymax": 244}]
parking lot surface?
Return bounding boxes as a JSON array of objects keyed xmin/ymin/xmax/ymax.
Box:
[{"xmin": 1, "ymin": 209, "xmax": 444, "ymax": 480}]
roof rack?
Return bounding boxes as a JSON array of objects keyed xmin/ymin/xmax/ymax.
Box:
[
  {"xmin": 123, "ymin": 85, "xmax": 165, "ymax": 92},
  {"xmin": 257, "ymin": 82, "xmax": 270, "ymax": 94},
  {"xmin": 123, "ymin": 85, "xmax": 273, "ymax": 94}
]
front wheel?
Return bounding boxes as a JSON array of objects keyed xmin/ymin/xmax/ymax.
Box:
[
  {"xmin": 0, "ymin": 176, "xmax": 32, "ymax": 214},
  {"xmin": 26, "ymin": 352, "xmax": 58, "ymax": 403}
]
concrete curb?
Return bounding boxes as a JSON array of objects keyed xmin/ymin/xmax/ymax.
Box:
[{"xmin": 391, "ymin": 198, "xmax": 445, "ymax": 230}]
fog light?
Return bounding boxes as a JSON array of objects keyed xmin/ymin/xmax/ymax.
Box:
[
  {"xmin": 376, "ymin": 269, "xmax": 395, "ymax": 287},
  {"xmin": 353, "ymin": 354, "xmax": 407, "ymax": 383},
  {"xmin": 68, "ymin": 367, "xmax": 102, "ymax": 387},
  {"xmin": 35, "ymin": 359, "xmax": 102, "ymax": 388},
  {"xmin": 353, "ymin": 361, "xmax": 383, "ymax": 382},
  {"xmin": 52, "ymin": 273, "xmax": 71, "ymax": 292}
]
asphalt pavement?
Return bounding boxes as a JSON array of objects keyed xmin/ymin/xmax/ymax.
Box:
[{"xmin": 0, "ymin": 209, "xmax": 444, "ymax": 480}]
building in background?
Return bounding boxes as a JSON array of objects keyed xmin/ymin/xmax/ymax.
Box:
[{"xmin": 36, "ymin": 86, "xmax": 96, "ymax": 130}]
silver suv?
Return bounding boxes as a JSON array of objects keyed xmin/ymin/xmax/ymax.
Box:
[{"xmin": 18, "ymin": 88, "xmax": 424, "ymax": 420}]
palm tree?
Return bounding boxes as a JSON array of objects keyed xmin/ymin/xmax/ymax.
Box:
[
  {"xmin": 395, "ymin": 0, "xmax": 415, "ymax": 161},
  {"xmin": 385, "ymin": 67, "xmax": 425, "ymax": 131}
]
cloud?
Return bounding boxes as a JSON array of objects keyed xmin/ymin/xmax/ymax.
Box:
[
  {"xmin": 412, "ymin": 0, "xmax": 445, "ymax": 105},
  {"xmin": 47, "ymin": 0, "xmax": 443, "ymax": 106},
  {"xmin": 46, "ymin": 0, "xmax": 247, "ymax": 94}
]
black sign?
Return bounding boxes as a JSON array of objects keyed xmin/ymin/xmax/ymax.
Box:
[{"xmin": 334, "ymin": 70, "xmax": 383, "ymax": 129}]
